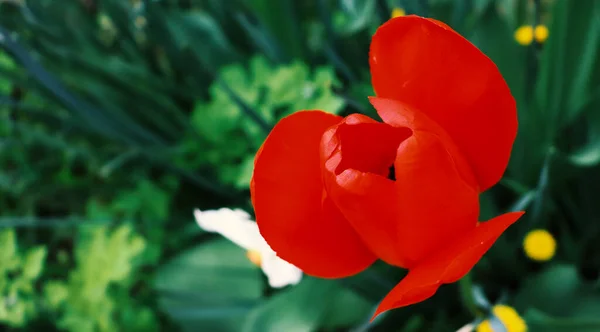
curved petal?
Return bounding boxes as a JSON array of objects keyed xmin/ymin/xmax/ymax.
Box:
[
  {"xmin": 371, "ymin": 211, "xmax": 524, "ymax": 320},
  {"xmin": 194, "ymin": 208, "xmax": 265, "ymax": 251},
  {"xmin": 369, "ymin": 97, "xmax": 478, "ymax": 190},
  {"xmin": 391, "ymin": 131, "xmax": 480, "ymax": 265},
  {"xmin": 321, "ymin": 114, "xmax": 412, "ymax": 267},
  {"xmin": 370, "ymin": 15, "xmax": 518, "ymax": 191},
  {"xmin": 321, "ymin": 114, "xmax": 410, "ymax": 178},
  {"xmin": 251, "ymin": 111, "xmax": 377, "ymax": 278},
  {"xmin": 260, "ymin": 253, "xmax": 303, "ymax": 288},
  {"xmin": 322, "ymin": 111, "xmax": 479, "ymax": 268}
]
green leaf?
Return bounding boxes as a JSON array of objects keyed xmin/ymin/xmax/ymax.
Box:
[
  {"xmin": 247, "ymin": 0, "xmax": 304, "ymax": 60},
  {"xmin": 165, "ymin": 11, "xmax": 240, "ymax": 69},
  {"xmin": 21, "ymin": 246, "xmax": 46, "ymax": 280},
  {"xmin": 242, "ymin": 278, "xmax": 335, "ymax": 332},
  {"xmin": 473, "ymin": 0, "xmax": 495, "ymax": 18},
  {"xmin": 112, "ymin": 180, "xmax": 171, "ymax": 221},
  {"xmin": 526, "ymin": 308, "xmax": 600, "ymax": 332},
  {"xmin": 334, "ymin": 0, "xmax": 378, "ymax": 36},
  {"xmin": 234, "ymin": 156, "xmax": 256, "ymax": 189},
  {"xmin": 155, "ymin": 239, "xmax": 263, "ymax": 332},
  {"xmin": 321, "ymin": 284, "xmax": 373, "ymax": 329},
  {"xmin": 497, "ymin": 0, "xmax": 529, "ymax": 28},
  {"xmin": 85, "ymin": 199, "xmax": 115, "ymax": 222},
  {"xmin": 514, "ymin": 264, "xmax": 600, "ymax": 318},
  {"xmin": 0, "ymin": 230, "xmax": 19, "ymax": 273},
  {"xmin": 535, "ymin": 0, "xmax": 600, "ymax": 129},
  {"xmin": 566, "ymin": 95, "xmax": 600, "ymax": 167},
  {"xmin": 0, "ymin": 50, "xmax": 16, "ymax": 94},
  {"xmin": 469, "ymin": 5, "xmax": 527, "ymax": 104},
  {"xmin": 105, "ymin": 225, "xmax": 146, "ymax": 281},
  {"xmin": 44, "ymin": 281, "xmax": 70, "ymax": 309},
  {"xmin": 263, "ymin": 61, "xmax": 309, "ymax": 108},
  {"xmin": 0, "ymin": 298, "xmax": 28, "ymax": 327},
  {"xmin": 46, "ymin": 223, "xmax": 152, "ymax": 332}
]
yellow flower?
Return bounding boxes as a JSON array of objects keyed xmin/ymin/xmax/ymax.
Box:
[
  {"xmin": 514, "ymin": 25, "xmax": 533, "ymax": 45},
  {"xmin": 476, "ymin": 305, "xmax": 527, "ymax": 332},
  {"xmin": 534, "ymin": 25, "xmax": 549, "ymax": 43},
  {"xmin": 391, "ymin": 8, "xmax": 406, "ymax": 18},
  {"xmin": 515, "ymin": 25, "xmax": 549, "ymax": 45},
  {"xmin": 523, "ymin": 229, "xmax": 556, "ymax": 261}
]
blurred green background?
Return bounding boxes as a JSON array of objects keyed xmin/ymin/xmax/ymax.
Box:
[{"xmin": 0, "ymin": 0, "xmax": 599, "ymax": 331}]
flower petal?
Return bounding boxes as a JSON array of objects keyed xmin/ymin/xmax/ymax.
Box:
[
  {"xmin": 252, "ymin": 111, "xmax": 377, "ymax": 278},
  {"xmin": 369, "ymin": 97, "xmax": 478, "ymax": 190},
  {"xmin": 322, "ymin": 110, "xmax": 479, "ymax": 268},
  {"xmin": 194, "ymin": 208, "xmax": 267, "ymax": 251},
  {"xmin": 370, "ymin": 15, "xmax": 517, "ymax": 191},
  {"xmin": 260, "ymin": 254, "xmax": 303, "ymax": 288},
  {"xmin": 321, "ymin": 114, "xmax": 412, "ymax": 267},
  {"xmin": 391, "ymin": 131, "xmax": 480, "ymax": 265},
  {"xmin": 371, "ymin": 211, "xmax": 524, "ymax": 319}
]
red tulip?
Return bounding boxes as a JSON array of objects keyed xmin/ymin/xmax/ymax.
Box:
[{"xmin": 250, "ymin": 15, "xmax": 524, "ymax": 318}]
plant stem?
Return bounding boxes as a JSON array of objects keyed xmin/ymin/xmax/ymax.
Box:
[{"xmin": 459, "ymin": 273, "xmax": 481, "ymax": 318}]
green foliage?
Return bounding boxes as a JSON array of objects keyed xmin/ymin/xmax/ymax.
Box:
[
  {"xmin": 86, "ymin": 178, "xmax": 175, "ymax": 263},
  {"xmin": 154, "ymin": 239, "xmax": 263, "ymax": 331},
  {"xmin": 516, "ymin": 265, "xmax": 600, "ymax": 332},
  {"xmin": 0, "ymin": 0, "xmax": 599, "ymax": 331},
  {"xmin": 155, "ymin": 240, "xmax": 373, "ymax": 332},
  {"xmin": 0, "ymin": 50, "xmax": 16, "ymax": 94},
  {"xmin": 243, "ymin": 278, "xmax": 373, "ymax": 332},
  {"xmin": 0, "ymin": 230, "xmax": 46, "ymax": 327},
  {"xmin": 333, "ymin": 0, "xmax": 378, "ymax": 36},
  {"xmin": 183, "ymin": 55, "xmax": 344, "ymax": 189},
  {"xmin": 44, "ymin": 224, "xmax": 157, "ymax": 332}
]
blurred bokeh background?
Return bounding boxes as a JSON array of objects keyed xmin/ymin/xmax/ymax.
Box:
[{"xmin": 0, "ymin": 0, "xmax": 599, "ymax": 331}]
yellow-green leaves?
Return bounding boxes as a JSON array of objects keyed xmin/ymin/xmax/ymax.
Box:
[
  {"xmin": 0, "ymin": 230, "xmax": 46, "ymax": 327},
  {"xmin": 44, "ymin": 224, "xmax": 154, "ymax": 332},
  {"xmin": 187, "ymin": 55, "xmax": 344, "ymax": 189}
]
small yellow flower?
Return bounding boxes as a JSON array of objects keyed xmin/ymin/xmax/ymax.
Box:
[
  {"xmin": 476, "ymin": 305, "xmax": 527, "ymax": 332},
  {"xmin": 515, "ymin": 25, "xmax": 549, "ymax": 45},
  {"xmin": 514, "ymin": 25, "xmax": 533, "ymax": 45},
  {"xmin": 391, "ymin": 8, "xmax": 406, "ymax": 18},
  {"xmin": 477, "ymin": 320, "xmax": 493, "ymax": 332},
  {"xmin": 523, "ymin": 229, "xmax": 556, "ymax": 261},
  {"xmin": 534, "ymin": 25, "xmax": 549, "ymax": 43}
]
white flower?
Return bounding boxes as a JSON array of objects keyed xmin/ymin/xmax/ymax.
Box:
[
  {"xmin": 455, "ymin": 323, "xmax": 475, "ymax": 332},
  {"xmin": 193, "ymin": 208, "xmax": 303, "ymax": 288}
]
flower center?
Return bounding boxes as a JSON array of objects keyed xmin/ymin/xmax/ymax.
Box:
[
  {"xmin": 387, "ymin": 165, "xmax": 396, "ymax": 181},
  {"xmin": 331, "ymin": 119, "xmax": 410, "ymax": 178},
  {"xmin": 246, "ymin": 250, "xmax": 262, "ymax": 266}
]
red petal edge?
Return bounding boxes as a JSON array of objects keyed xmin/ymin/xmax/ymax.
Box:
[{"xmin": 371, "ymin": 211, "xmax": 524, "ymax": 321}]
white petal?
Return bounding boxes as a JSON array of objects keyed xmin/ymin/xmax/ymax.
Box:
[
  {"xmin": 193, "ymin": 208, "xmax": 268, "ymax": 251},
  {"xmin": 260, "ymin": 253, "xmax": 303, "ymax": 288},
  {"xmin": 455, "ymin": 323, "xmax": 475, "ymax": 332}
]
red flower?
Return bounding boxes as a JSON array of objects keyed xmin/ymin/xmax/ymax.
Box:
[{"xmin": 250, "ymin": 15, "xmax": 524, "ymax": 318}]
